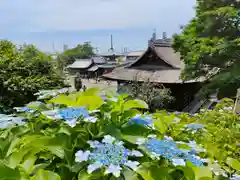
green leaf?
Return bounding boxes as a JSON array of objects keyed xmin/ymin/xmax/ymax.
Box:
[
  {"xmin": 78, "ymin": 170, "xmax": 91, "ymax": 180},
  {"xmin": 123, "ymin": 168, "xmax": 139, "ymax": 180},
  {"xmin": 137, "ymin": 167, "xmax": 154, "ymax": 180},
  {"xmin": 123, "ymin": 99, "xmax": 148, "ymax": 111},
  {"xmin": 121, "ymin": 135, "xmax": 144, "ymax": 144},
  {"xmin": 192, "ymin": 166, "xmax": 212, "ymax": 180},
  {"xmin": 226, "ymin": 158, "xmax": 240, "ymax": 171},
  {"xmin": 76, "ymin": 95, "xmax": 103, "ymax": 110},
  {"xmin": 81, "ymin": 88, "xmax": 100, "ymax": 96},
  {"xmin": 153, "ymin": 119, "xmax": 168, "ymax": 134},
  {"xmin": 121, "ymin": 124, "xmax": 150, "ymax": 136},
  {"xmin": 30, "ymin": 170, "xmax": 61, "ymax": 180},
  {"xmin": 20, "ymin": 154, "xmax": 37, "ymax": 174},
  {"xmin": 0, "ymin": 163, "xmax": 21, "ymax": 180}
]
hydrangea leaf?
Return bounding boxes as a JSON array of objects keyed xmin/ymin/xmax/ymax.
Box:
[
  {"xmin": 226, "ymin": 158, "xmax": 240, "ymax": 171},
  {"xmin": 0, "ymin": 163, "xmax": 21, "ymax": 180},
  {"xmin": 30, "ymin": 170, "xmax": 61, "ymax": 180},
  {"xmin": 123, "ymin": 99, "xmax": 148, "ymax": 111},
  {"xmin": 192, "ymin": 166, "xmax": 212, "ymax": 180},
  {"xmin": 19, "ymin": 154, "xmax": 37, "ymax": 174},
  {"xmin": 153, "ymin": 119, "xmax": 168, "ymax": 134}
]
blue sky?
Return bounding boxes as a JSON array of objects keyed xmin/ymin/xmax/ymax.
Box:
[{"xmin": 0, "ymin": 0, "xmax": 196, "ymax": 52}]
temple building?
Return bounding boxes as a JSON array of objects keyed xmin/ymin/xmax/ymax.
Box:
[
  {"xmin": 66, "ymin": 56, "xmax": 116, "ymax": 77},
  {"xmin": 103, "ymin": 32, "xmax": 204, "ymax": 111}
]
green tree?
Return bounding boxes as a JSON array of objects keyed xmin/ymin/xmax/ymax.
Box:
[
  {"xmin": 59, "ymin": 42, "xmax": 95, "ymax": 66},
  {"xmin": 172, "ymin": 0, "xmax": 240, "ymax": 97},
  {"xmin": 0, "ymin": 40, "xmax": 64, "ymax": 113}
]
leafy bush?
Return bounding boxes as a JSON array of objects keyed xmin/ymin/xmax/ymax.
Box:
[
  {"xmin": 119, "ymin": 77, "xmax": 175, "ymax": 111},
  {"xmin": 0, "ymin": 88, "xmax": 239, "ymax": 180},
  {"xmin": 0, "ymin": 40, "xmax": 65, "ymax": 113}
]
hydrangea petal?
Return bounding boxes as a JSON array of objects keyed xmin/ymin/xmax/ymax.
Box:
[
  {"xmin": 136, "ymin": 138, "xmax": 146, "ymax": 145},
  {"xmin": 65, "ymin": 119, "xmax": 77, "ymax": 127},
  {"xmin": 105, "ymin": 164, "xmax": 122, "ymax": 177},
  {"xmin": 84, "ymin": 116, "xmax": 98, "ymax": 123},
  {"xmin": 102, "ymin": 135, "xmax": 115, "ymax": 144},
  {"xmin": 124, "ymin": 161, "xmax": 139, "ymax": 171},
  {"xmin": 75, "ymin": 150, "xmax": 90, "ymax": 162},
  {"xmin": 87, "ymin": 140, "xmax": 100, "ymax": 148},
  {"xmin": 172, "ymin": 159, "xmax": 186, "ymax": 166},
  {"xmin": 131, "ymin": 150, "xmax": 143, "ymax": 157},
  {"xmin": 87, "ymin": 162, "xmax": 102, "ymax": 173}
]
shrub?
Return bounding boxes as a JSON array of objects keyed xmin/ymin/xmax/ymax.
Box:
[{"xmin": 0, "ymin": 88, "xmax": 239, "ymax": 179}]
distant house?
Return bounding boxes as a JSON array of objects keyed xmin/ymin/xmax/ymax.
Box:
[
  {"xmin": 103, "ymin": 33, "xmax": 204, "ymax": 111},
  {"xmin": 66, "ymin": 56, "xmax": 118, "ymax": 77},
  {"xmin": 126, "ymin": 50, "xmax": 145, "ymax": 61}
]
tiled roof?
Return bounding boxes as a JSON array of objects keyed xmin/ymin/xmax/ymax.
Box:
[
  {"xmin": 103, "ymin": 67, "xmax": 204, "ymax": 83},
  {"xmin": 67, "ymin": 59, "xmax": 92, "ymax": 69},
  {"xmin": 92, "ymin": 56, "xmax": 106, "ymax": 64}
]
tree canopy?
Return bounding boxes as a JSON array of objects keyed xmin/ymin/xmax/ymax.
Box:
[
  {"xmin": 172, "ymin": 0, "xmax": 240, "ymax": 97},
  {"xmin": 59, "ymin": 42, "xmax": 95, "ymax": 65},
  {"xmin": 0, "ymin": 40, "xmax": 64, "ymax": 113}
]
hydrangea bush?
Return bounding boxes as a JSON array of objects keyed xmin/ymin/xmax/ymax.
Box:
[{"xmin": 0, "ymin": 89, "xmax": 239, "ymax": 180}]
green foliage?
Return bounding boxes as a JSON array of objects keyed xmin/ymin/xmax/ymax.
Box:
[
  {"xmin": 120, "ymin": 77, "xmax": 175, "ymax": 111},
  {"xmin": 0, "ymin": 40, "xmax": 64, "ymax": 112},
  {"xmin": 0, "ymin": 88, "xmax": 239, "ymax": 179},
  {"xmin": 172, "ymin": 0, "xmax": 240, "ymax": 97},
  {"xmin": 57, "ymin": 42, "xmax": 95, "ymax": 67}
]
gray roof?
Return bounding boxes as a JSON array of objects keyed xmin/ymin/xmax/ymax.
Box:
[
  {"xmin": 67, "ymin": 59, "xmax": 92, "ymax": 69},
  {"xmin": 128, "ymin": 46, "xmax": 184, "ymax": 69},
  {"xmin": 102, "ymin": 44, "xmax": 202, "ymax": 83},
  {"xmin": 92, "ymin": 56, "xmax": 106, "ymax": 64},
  {"xmin": 103, "ymin": 67, "xmax": 204, "ymax": 83}
]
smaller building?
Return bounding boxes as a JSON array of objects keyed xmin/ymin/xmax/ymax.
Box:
[
  {"xmin": 67, "ymin": 56, "xmax": 118, "ymax": 78},
  {"xmin": 126, "ymin": 50, "xmax": 145, "ymax": 61}
]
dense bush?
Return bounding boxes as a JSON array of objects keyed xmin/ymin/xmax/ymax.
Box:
[
  {"xmin": 0, "ymin": 40, "xmax": 65, "ymax": 113},
  {"xmin": 0, "ymin": 88, "xmax": 239, "ymax": 180}
]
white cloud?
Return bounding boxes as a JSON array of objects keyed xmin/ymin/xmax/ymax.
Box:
[{"xmin": 0, "ymin": 0, "xmax": 196, "ymax": 32}]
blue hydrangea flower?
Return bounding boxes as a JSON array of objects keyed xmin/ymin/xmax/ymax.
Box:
[
  {"xmin": 42, "ymin": 107, "xmax": 98, "ymax": 127},
  {"xmin": 58, "ymin": 107, "xmax": 89, "ymax": 121},
  {"xmin": 130, "ymin": 114, "xmax": 153, "ymax": 128},
  {"xmin": 75, "ymin": 135, "xmax": 143, "ymax": 177},
  {"xmin": 185, "ymin": 154, "xmax": 204, "ymax": 167},
  {"xmin": 136, "ymin": 137, "xmax": 205, "ymax": 167}
]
